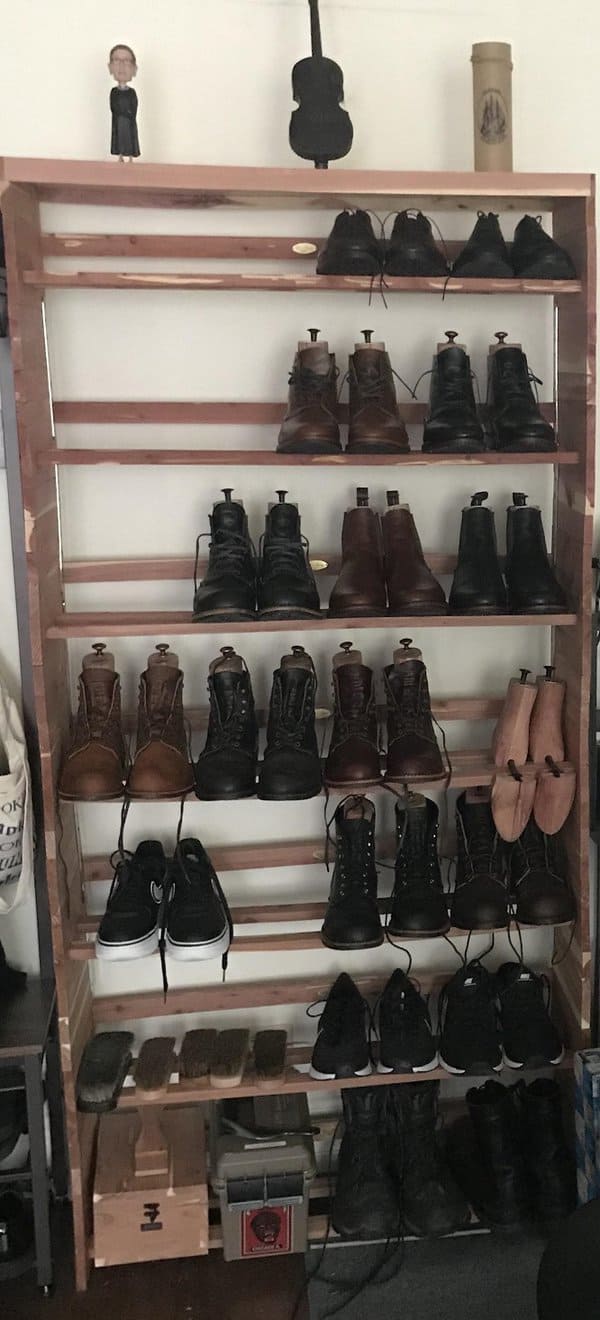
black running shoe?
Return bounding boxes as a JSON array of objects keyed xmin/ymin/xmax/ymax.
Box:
[
  {"xmin": 96, "ymin": 840, "xmax": 166, "ymax": 960},
  {"xmin": 309, "ymin": 972, "xmax": 371, "ymax": 1080},
  {"xmin": 165, "ymin": 837, "xmax": 232, "ymax": 963},
  {"xmin": 496, "ymin": 962, "xmax": 564, "ymax": 1069},
  {"xmin": 377, "ymin": 969, "xmax": 438, "ymax": 1074},
  {"xmin": 439, "ymin": 960, "xmax": 502, "ymax": 1075}
]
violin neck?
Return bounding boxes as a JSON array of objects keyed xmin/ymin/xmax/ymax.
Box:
[{"xmin": 308, "ymin": 0, "xmax": 323, "ymax": 58}]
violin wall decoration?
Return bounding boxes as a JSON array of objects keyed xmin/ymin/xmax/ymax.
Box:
[{"xmin": 289, "ymin": 0, "xmax": 353, "ymax": 169}]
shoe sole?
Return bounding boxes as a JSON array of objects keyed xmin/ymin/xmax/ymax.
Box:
[
  {"xmin": 126, "ymin": 787, "xmax": 194, "ymax": 801},
  {"xmin": 387, "ymin": 605, "xmax": 448, "ymax": 616},
  {"xmin": 387, "ymin": 925, "xmax": 451, "ymax": 938},
  {"xmin": 258, "ymin": 608, "xmax": 323, "ymax": 620},
  {"xmin": 450, "ymin": 919, "xmax": 510, "ymax": 932},
  {"xmin": 401, "ymin": 1211, "xmax": 473, "ymax": 1239},
  {"xmin": 325, "ymin": 777, "xmax": 382, "ymax": 790},
  {"xmin": 328, "ymin": 608, "xmax": 386, "ymax": 619},
  {"xmin": 277, "ymin": 441, "xmax": 342, "ymax": 455},
  {"xmin": 96, "ymin": 928, "xmax": 159, "ymax": 960},
  {"xmin": 502, "ymin": 1047, "xmax": 565, "ymax": 1070},
  {"xmin": 59, "ymin": 789, "xmax": 125, "ymax": 802},
  {"xmin": 490, "ymin": 437, "xmax": 557, "ymax": 454},
  {"xmin": 448, "ymin": 607, "xmax": 508, "ymax": 616},
  {"xmin": 195, "ymin": 788, "xmax": 257, "ymax": 801},
  {"xmin": 509, "ymin": 605, "xmax": 569, "ymax": 615},
  {"xmin": 384, "ymin": 771, "xmax": 447, "ymax": 785},
  {"xmin": 345, "ymin": 444, "xmax": 411, "ymax": 455},
  {"xmin": 421, "ymin": 441, "xmax": 488, "ymax": 454},
  {"xmin": 320, "ymin": 934, "xmax": 384, "ymax": 950},
  {"xmin": 192, "ymin": 609, "xmax": 257, "ymax": 623},
  {"xmin": 377, "ymin": 1052, "xmax": 439, "ymax": 1074},
  {"xmin": 165, "ymin": 929, "xmax": 230, "ymax": 961},
  {"xmin": 308, "ymin": 1062, "xmax": 372, "ymax": 1081},
  {"xmin": 439, "ymin": 1055, "xmax": 503, "ymax": 1076},
  {"xmin": 257, "ymin": 789, "xmax": 322, "ymax": 801}
]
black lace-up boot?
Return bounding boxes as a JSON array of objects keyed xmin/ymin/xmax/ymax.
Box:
[
  {"xmin": 195, "ymin": 647, "xmax": 258, "ymax": 800},
  {"xmin": 512, "ymin": 215, "xmax": 576, "ymax": 280},
  {"xmin": 509, "ymin": 818, "xmax": 575, "ymax": 925},
  {"xmin": 309, "ymin": 972, "xmax": 371, "ymax": 1080},
  {"xmin": 277, "ymin": 333, "xmax": 341, "ymax": 454},
  {"xmin": 333, "ymin": 1087, "xmax": 400, "ymax": 1240},
  {"xmin": 438, "ymin": 960, "xmax": 502, "ymax": 1075},
  {"xmin": 487, "ymin": 341, "xmax": 556, "ymax": 452},
  {"xmin": 321, "ymin": 797, "xmax": 383, "ymax": 949},
  {"xmin": 515, "ymin": 1078, "xmax": 576, "ymax": 1219},
  {"xmin": 386, "ymin": 1083, "xmax": 470, "ymax": 1236},
  {"xmin": 449, "ymin": 492, "xmax": 507, "ymax": 615},
  {"xmin": 257, "ymin": 491, "xmax": 321, "ymax": 619},
  {"xmin": 317, "ymin": 210, "xmax": 383, "ymax": 276},
  {"xmin": 193, "ymin": 489, "xmax": 257, "ymax": 622},
  {"xmin": 385, "ymin": 211, "xmax": 449, "ymax": 277},
  {"xmin": 389, "ymin": 793, "xmax": 450, "ymax": 936},
  {"xmin": 496, "ymin": 962, "xmax": 564, "ymax": 1068},
  {"xmin": 258, "ymin": 647, "xmax": 321, "ymax": 800},
  {"xmin": 448, "ymin": 1080, "xmax": 531, "ymax": 1228},
  {"xmin": 378, "ymin": 969, "xmax": 438, "ymax": 1073},
  {"xmin": 452, "ymin": 212, "xmax": 513, "ymax": 279},
  {"xmin": 451, "ymin": 790, "xmax": 508, "ymax": 930},
  {"xmin": 96, "ymin": 840, "xmax": 167, "ymax": 960},
  {"xmin": 383, "ymin": 640, "xmax": 445, "ymax": 783},
  {"xmin": 505, "ymin": 493, "xmax": 568, "ymax": 613},
  {"xmin": 325, "ymin": 645, "xmax": 381, "ymax": 789},
  {"xmin": 422, "ymin": 336, "xmax": 485, "ymax": 453}
]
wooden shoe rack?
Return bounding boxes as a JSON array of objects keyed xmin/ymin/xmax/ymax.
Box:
[{"xmin": 0, "ymin": 160, "xmax": 594, "ymax": 1287}]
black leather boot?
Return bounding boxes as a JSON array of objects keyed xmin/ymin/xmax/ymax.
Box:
[
  {"xmin": 451, "ymin": 789, "xmax": 508, "ymax": 930},
  {"xmin": 449, "ymin": 492, "xmax": 507, "ymax": 614},
  {"xmin": 384, "ymin": 211, "xmax": 448, "ymax": 276},
  {"xmin": 389, "ymin": 794, "xmax": 450, "ymax": 936},
  {"xmin": 509, "ymin": 818, "xmax": 575, "ymax": 925},
  {"xmin": 258, "ymin": 647, "xmax": 321, "ymax": 800},
  {"xmin": 193, "ymin": 489, "xmax": 257, "ymax": 622},
  {"xmin": 321, "ymin": 796, "xmax": 383, "ymax": 949},
  {"xmin": 317, "ymin": 210, "xmax": 383, "ymax": 276},
  {"xmin": 257, "ymin": 491, "xmax": 321, "ymax": 619},
  {"xmin": 387, "ymin": 1083, "xmax": 470, "ymax": 1237},
  {"xmin": 453, "ymin": 212, "xmax": 513, "ymax": 278},
  {"xmin": 487, "ymin": 341, "xmax": 556, "ymax": 452},
  {"xmin": 332, "ymin": 1088, "xmax": 400, "ymax": 1240},
  {"xmin": 505, "ymin": 493, "xmax": 567, "ymax": 614},
  {"xmin": 195, "ymin": 647, "xmax": 258, "ymax": 800},
  {"xmin": 448, "ymin": 1080, "xmax": 530, "ymax": 1228},
  {"xmin": 512, "ymin": 215, "xmax": 576, "ymax": 280},
  {"xmin": 516, "ymin": 1078, "xmax": 576, "ymax": 1220},
  {"xmin": 383, "ymin": 641, "xmax": 445, "ymax": 784},
  {"xmin": 422, "ymin": 336, "xmax": 485, "ymax": 453}
]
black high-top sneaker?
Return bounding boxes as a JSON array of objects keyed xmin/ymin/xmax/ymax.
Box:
[
  {"xmin": 321, "ymin": 797, "xmax": 383, "ymax": 950},
  {"xmin": 438, "ymin": 960, "xmax": 502, "ymax": 1075},
  {"xmin": 96, "ymin": 841, "xmax": 167, "ymax": 960},
  {"xmin": 309, "ymin": 972, "xmax": 371, "ymax": 1080},
  {"xmin": 192, "ymin": 489, "xmax": 257, "ymax": 622},
  {"xmin": 487, "ymin": 340, "xmax": 557, "ymax": 452},
  {"xmin": 257, "ymin": 491, "xmax": 321, "ymax": 619},
  {"xmin": 164, "ymin": 837, "xmax": 232, "ymax": 964},
  {"xmin": 332, "ymin": 1087, "xmax": 400, "ymax": 1240},
  {"xmin": 447, "ymin": 1080, "xmax": 531, "ymax": 1229},
  {"xmin": 451, "ymin": 789, "xmax": 508, "ymax": 930},
  {"xmin": 515, "ymin": 1078, "xmax": 577, "ymax": 1220},
  {"xmin": 195, "ymin": 647, "xmax": 258, "ymax": 800},
  {"xmin": 258, "ymin": 647, "xmax": 322, "ymax": 800},
  {"xmin": 449, "ymin": 492, "xmax": 507, "ymax": 615},
  {"xmin": 421, "ymin": 336, "xmax": 485, "ymax": 453},
  {"xmin": 452, "ymin": 212, "xmax": 513, "ymax": 278},
  {"xmin": 386, "ymin": 1083, "xmax": 470, "ymax": 1236},
  {"xmin": 512, "ymin": 215, "xmax": 577, "ymax": 280},
  {"xmin": 377, "ymin": 969, "xmax": 438, "ymax": 1074},
  {"xmin": 509, "ymin": 819, "xmax": 575, "ymax": 925},
  {"xmin": 389, "ymin": 793, "xmax": 450, "ymax": 936},
  {"xmin": 317, "ymin": 210, "xmax": 383, "ymax": 276},
  {"xmin": 384, "ymin": 211, "xmax": 449, "ymax": 277},
  {"xmin": 496, "ymin": 962, "xmax": 564, "ymax": 1069},
  {"xmin": 505, "ymin": 493, "xmax": 568, "ymax": 614}
]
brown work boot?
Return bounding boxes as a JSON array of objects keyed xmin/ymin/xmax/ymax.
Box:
[
  {"xmin": 347, "ymin": 334, "xmax": 409, "ymax": 454},
  {"xmin": 328, "ymin": 488, "xmax": 386, "ymax": 618},
  {"xmin": 277, "ymin": 331, "xmax": 341, "ymax": 454},
  {"xmin": 383, "ymin": 494, "xmax": 447, "ymax": 615},
  {"xmin": 59, "ymin": 644, "xmax": 126, "ymax": 800},
  {"xmin": 127, "ymin": 645, "xmax": 194, "ymax": 799},
  {"xmin": 325, "ymin": 644, "xmax": 381, "ymax": 789},
  {"xmin": 384, "ymin": 640, "xmax": 445, "ymax": 783}
]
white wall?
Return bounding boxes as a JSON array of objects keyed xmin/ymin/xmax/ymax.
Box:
[{"xmin": 0, "ymin": 0, "xmax": 596, "ymax": 1027}]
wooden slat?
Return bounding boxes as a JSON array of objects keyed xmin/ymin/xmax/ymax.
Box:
[
  {"xmin": 117, "ymin": 695, "xmax": 502, "ymax": 733},
  {"xmin": 24, "ymin": 269, "xmax": 583, "ymax": 295},
  {"xmin": 63, "ymin": 552, "xmax": 457, "ymax": 582},
  {"xmin": 51, "ymin": 400, "xmax": 557, "ymax": 426},
  {"xmin": 41, "ymin": 446, "xmax": 576, "ymax": 469},
  {"xmin": 46, "ymin": 609, "xmax": 577, "ymax": 638},
  {"xmin": 82, "ymin": 834, "xmax": 398, "ymax": 883},
  {"xmin": 42, "ymin": 233, "xmax": 322, "ymax": 259}
]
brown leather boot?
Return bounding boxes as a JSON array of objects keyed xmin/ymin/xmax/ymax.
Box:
[
  {"xmin": 383, "ymin": 494, "xmax": 447, "ymax": 615},
  {"xmin": 383, "ymin": 640, "xmax": 445, "ymax": 783},
  {"xmin": 127, "ymin": 645, "xmax": 194, "ymax": 799},
  {"xmin": 325, "ymin": 644, "xmax": 381, "ymax": 789},
  {"xmin": 59, "ymin": 644, "xmax": 126, "ymax": 800},
  {"xmin": 277, "ymin": 331, "xmax": 341, "ymax": 454},
  {"xmin": 328, "ymin": 488, "xmax": 386, "ymax": 618},
  {"xmin": 347, "ymin": 334, "xmax": 409, "ymax": 454}
]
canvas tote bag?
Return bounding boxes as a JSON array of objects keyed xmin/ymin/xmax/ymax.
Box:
[{"xmin": 0, "ymin": 677, "xmax": 33, "ymax": 912}]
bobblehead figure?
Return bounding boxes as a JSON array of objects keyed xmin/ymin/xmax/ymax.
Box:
[{"xmin": 108, "ymin": 43, "xmax": 140, "ymax": 161}]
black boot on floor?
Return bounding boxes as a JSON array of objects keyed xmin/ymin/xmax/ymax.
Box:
[
  {"xmin": 449, "ymin": 493, "xmax": 507, "ymax": 615},
  {"xmin": 317, "ymin": 210, "xmax": 383, "ymax": 276},
  {"xmin": 258, "ymin": 646, "xmax": 322, "ymax": 800},
  {"xmin": 192, "ymin": 489, "xmax": 257, "ymax": 622},
  {"xmin": 377, "ymin": 969, "xmax": 438, "ymax": 1074},
  {"xmin": 384, "ymin": 211, "xmax": 449, "ymax": 276},
  {"xmin": 257, "ymin": 491, "xmax": 321, "ymax": 619},
  {"xmin": 505, "ymin": 493, "xmax": 568, "ymax": 614},
  {"xmin": 422, "ymin": 336, "xmax": 486, "ymax": 454},
  {"xmin": 451, "ymin": 789, "xmax": 508, "ymax": 930},
  {"xmin": 509, "ymin": 818, "xmax": 575, "ymax": 925},
  {"xmin": 195, "ymin": 647, "xmax": 258, "ymax": 800},
  {"xmin": 487, "ymin": 341, "xmax": 557, "ymax": 452},
  {"xmin": 0, "ymin": 941, "xmax": 26, "ymax": 995},
  {"xmin": 496, "ymin": 962, "xmax": 564, "ymax": 1069},
  {"xmin": 515, "ymin": 1078, "xmax": 577, "ymax": 1220},
  {"xmin": 452, "ymin": 212, "xmax": 513, "ymax": 279},
  {"xmin": 386, "ymin": 1082, "xmax": 470, "ymax": 1237},
  {"xmin": 439, "ymin": 960, "xmax": 503, "ymax": 1076},
  {"xmin": 332, "ymin": 1087, "xmax": 400, "ymax": 1240},
  {"xmin": 309, "ymin": 972, "xmax": 371, "ymax": 1080},
  {"xmin": 512, "ymin": 215, "xmax": 577, "ymax": 280},
  {"xmin": 321, "ymin": 796, "xmax": 383, "ymax": 949},
  {"xmin": 448, "ymin": 1080, "xmax": 530, "ymax": 1229},
  {"xmin": 389, "ymin": 793, "xmax": 450, "ymax": 936}
]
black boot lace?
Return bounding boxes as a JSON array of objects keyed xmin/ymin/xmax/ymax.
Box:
[
  {"xmin": 352, "ymin": 360, "xmax": 387, "ymax": 404},
  {"xmin": 142, "ymin": 675, "xmax": 182, "ymax": 741},
  {"xmin": 457, "ymin": 811, "xmax": 500, "ymax": 884},
  {"xmin": 334, "ymin": 816, "xmax": 377, "ymax": 901},
  {"xmin": 80, "ymin": 675, "xmax": 118, "ymax": 737},
  {"xmin": 385, "ymin": 666, "xmax": 432, "ymax": 739},
  {"xmin": 158, "ymin": 844, "xmax": 233, "ymax": 998},
  {"xmin": 331, "ymin": 670, "xmax": 376, "ymax": 748},
  {"xmin": 288, "ymin": 363, "xmax": 338, "ymax": 405},
  {"xmin": 497, "ymin": 357, "xmax": 543, "ymax": 403},
  {"xmin": 206, "ymin": 677, "xmax": 252, "ymax": 753},
  {"xmin": 259, "ymin": 531, "xmax": 313, "ymax": 583},
  {"xmin": 394, "ymin": 805, "xmax": 438, "ymax": 889},
  {"xmin": 105, "ymin": 848, "xmax": 164, "ymax": 915},
  {"xmin": 268, "ymin": 671, "xmax": 316, "ymax": 750},
  {"xmin": 194, "ymin": 527, "xmax": 256, "ymax": 592}
]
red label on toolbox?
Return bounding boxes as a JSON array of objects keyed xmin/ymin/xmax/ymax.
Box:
[{"xmin": 241, "ymin": 1205, "xmax": 292, "ymax": 1255}]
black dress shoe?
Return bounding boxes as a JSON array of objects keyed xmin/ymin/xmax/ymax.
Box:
[
  {"xmin": 384, "ymin": 211, "xmax": 449, "ymax": 277},
  {"xmin": 193, "ymin": 489, "xmax": 257, "ymax": 622},
  {"xmin": 422, "ymin": 338, "xmax": 486, "ymax": 454},
  {"xmin": 195, "ymin": 647, "xmax": 258, "ymax": 800},
  {"xmin": 487, "ymin": 343, "xmax": 556, "ymax": 452},
  {"xmin": 258, "ymin": 647, "xmax": 322, "ymax": 800},
  {"xmin": 257, "ymin": 491, "xmax": 321, "ymax": 618},
  {"xmin": 505, "ymin": 493, "xmax": 567, "ymax": 614},
  {"xmin": 449, "ymin": 493, "xmax": 507, "ymax": 615},
  {"xmin": 512, "ymin": 215, "xmax": 576, "ymax": 280},
  {"xmin": 317, "ymin": 210, "xmax": 383, "ymax": 275},
  {"xmin": 453, "ymin": 212, "xmax": 513, "ymax": 279}
]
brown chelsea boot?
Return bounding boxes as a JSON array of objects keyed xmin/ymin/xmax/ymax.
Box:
[
  {"xmin": 325, "ymin": 643, "xmax": 381, "ymax": 788},
  {"xmin": 277, "ymin": 331, "xmax": 341, "ymax": 455},
  {"xmin": 59, "ymin": 643, "xmax": 127, "ymax": 800},
  {"xmin": 328, "ymin": 488, "xmax": 387, "ymax": 618},
  {"xmin": 383, "ymin": 494, "xmax": 447, "ymax": 615},
  {"xmin": 384, "ymin": 640, "xmax": 445, "ymax": 783},
  {"xmin": 347, "ymin": 333, "xmax": 409, "ymax": 454},
  {"xmin": 127, "ymin": 645, "xmax": 194, "ymax": 799}
]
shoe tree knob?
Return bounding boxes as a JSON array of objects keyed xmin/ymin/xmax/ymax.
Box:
[
  {"xmin": 355, "ymin": 328, "xmax": 385, "ymax": 351},
  {"xmin": 334, "ymin": 640, "xmax": 363, "ymax": 668},
  {"xmin": 470, "ymin": 491, "xmax": 488, "ymax": 507},
  {"xmin": 489, "ymin": 330, "xmax": 521, "ymax": 353},
  {"xmin": 298, "ymin": 327, "xmax": 329, "ymax": 351},
  {"xmin": 385, "ymin": 491, "xmax": 410, "ymax": 513},
  {"xmin": 210, "ymin": 645, "xmax": 244, "ymax": 675},
  {"xmin": 356, "ymin": 486, "xmax": 370, "ymax": 507},
  {"xmin": 438, "ymin": 329, "xmax": 466, "ymax": 352},
  {"xmin": 393, "ymin": 637, "xmax": 422, "ymax": 664},
  {"xmin": 147, "ymin": 642, "xmax": 179, "ymax": 669},
  {"xmin": 282, "ymin": 644, "xmax": 313, "ymax": 671},
  {"xmin": 83, "ymin": 642, "xmax": 116, "ymax": 670}
]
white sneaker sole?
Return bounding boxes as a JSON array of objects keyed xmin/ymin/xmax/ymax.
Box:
[
  {"xmin": 377, "ymin": 1053, "xmax": 439, "ymax": 1074},
  {"xmin": 439, "ymin": 1055, "xmax": 503, "ymax": 1076},
  {"xmin": 96, "ymin": 928, "xmax": 159, "ymax": 960},
  {"xmin": 308, "ymin": 1062, "xmax": 372, "ymax": 1081},
  {"xmin": 165, "ymin": 928, "xmax": 230, "ymax": 961},
  {"xmin": 502, "ymin": 1047, "xmax": 565, "ymax": 1070}
]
